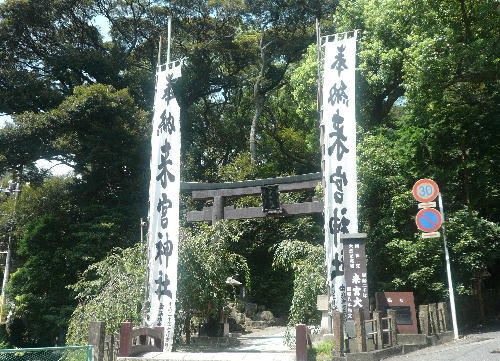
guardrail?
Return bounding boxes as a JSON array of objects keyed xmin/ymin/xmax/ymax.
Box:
[{"xmin": 0, "ymin": 346, "xmax": 93, "ymax": 361}]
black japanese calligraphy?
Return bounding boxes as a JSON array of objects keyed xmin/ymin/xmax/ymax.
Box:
[
  {"xmin": 340, "ymin": 283, "xmax": 348, "ymax": 321},
  {"xmin": 156, "ymin": 140, "xmax": 175, "ymax": 187},
  {"xmin": 328, "ymin": 110, "xmax": 349, "ymax": 161},
  {"xmin": 329, "ymin": 165, "xmax": 347, "ymax": 203},
  {"xmin": 328, "ymin": 80, "xmax": 349, "ymax": 106},
  {"xmin": 329, "ymin": 207, "xmax": 350, "ymax": 246},
  {"xmin": 158, "ymin": 110, "xmax": 175, "ymax": 135},
  {"xmin": 331, "ymin": 45, "xmax": 348, "ymax": 76},
  {"xmin": 155, "ymin": 232, "xmax": 173, "ymax": 265},
  {"xmin": 330, "ymin": 250, "xmax": 344, "ymax": 280},
  {"xmin": 157, "ymin": 193, "xmax": 172, "ymax": 229},
  {"xmin": 157, "ymin": 303, "xmax": 164, "ymax": 326},
  {"xmin": 155, "ymin": 270, "xmax": 172, "ymax": 299},
  {"xmin": 161, "ymin": 74, "xmax": 174, "ymax": 104}
]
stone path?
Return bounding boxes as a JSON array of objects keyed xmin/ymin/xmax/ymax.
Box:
[
  {"xmin": 128, "ymin": 327, "xmax": 295, "ymax": 361},
  {"xmin": 126, "ymin": 352, "xmax": 294, "ymax": 361},
  {"xmin": 228, "ymin": 326, "xmax": 292, "ymax": 353}
]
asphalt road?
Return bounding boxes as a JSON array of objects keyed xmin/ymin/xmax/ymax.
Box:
[{"xmin": 385, "ymin": 330, "xmax": 500, "ymax": 361}]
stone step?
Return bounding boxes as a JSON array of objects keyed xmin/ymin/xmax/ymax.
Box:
[
  {"xmin": 246, "ymin": 320, "xmax": 269, "ymax": 329},
  {"xmin": 118, "ymin": 353, "xmax": 295, "ymax": 361},
  {"xmin": 190, "ymin": 335, "xmax": 240, "ymax": 347}
]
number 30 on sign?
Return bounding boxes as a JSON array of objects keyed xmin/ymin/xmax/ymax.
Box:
[{"xmin": 412, "ymin": 179, "xmax": 439, "ymax": 203}]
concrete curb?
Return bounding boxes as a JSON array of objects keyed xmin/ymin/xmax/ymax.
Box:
[{"xmin": 331, "ymin": 331, "xmax": 456, "ymax": 361}]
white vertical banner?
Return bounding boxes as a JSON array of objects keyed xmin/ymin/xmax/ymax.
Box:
[
  {"xmin": 322, "ymin": 32, "xmax": 358, "ymax": 316},
  {"xmin": 145, "ymin": 60, "xmax": 183, "ymax": 351}
]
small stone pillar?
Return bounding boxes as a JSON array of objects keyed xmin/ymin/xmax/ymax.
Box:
[
  {"xmin": 118, "ymin": 322, "xmax": 132, "ymax": 357},
  {"xmin": 373, "ymin": 311, "xmax": 383, "ymax": 350},
  {"xmin": 296, "ymin": 324, "xmax": 308, "ymax": 361},
  {"xmin": 437, "ymin": 302, "xmax": 450, "ymax": 332},
  {"xmin": 332, "ymin": 311, "xmax": 344, "ymax": 356},
  {"xmin": 154, "ymin": 327, "xmax": 164, "ymax": 349},
  {"xmin": 429, "ymin": 303, "xmax": 439, "ymax": 335},
  {"xmin": 317, "ymin": 295, "xmax": 331, "ymax": 332},
  {"xmin": 223, "ymin": 322, "xmax": 229, "ymax": 337},
  {"xmin": 88, "ymin": 321, "xmax": 105, "ymax": 361},
  {"xmin": 387, "ymin": 309, "xmax": 398, "ymax": 346},
  {"xmin": 418, "ymin": 305, "xmax": 430, "ymax": 335},
  {"xmin": 353, "ymin": 308, "xmax": 367, "ymax": 352}
]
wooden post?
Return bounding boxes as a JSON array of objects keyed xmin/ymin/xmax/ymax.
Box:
[
  {"xmin": 429, "ymin": 303, "xmax": 439, "ymax": 335},
  {"xmin": 296, "ymin": 324, "xmax": 308, "ymax": 361},
  {"xmin": 418, "ymin": 305, "xmax": 430, "ymax": 335},
  {"xmin": 332, "ymin": 311, "xmax": 344, "ymax": 356},
  {"xmin": 211, "ymin": 196, "xmax": 224, "ymax": 224},
  {"xmin": 104, "ymin": 334, "xmax": 114, "ymax": 361},
  {"xmin": 118, "ymin": 322, "xmax": 132, "ymax": 357},
  {"xmin": 387, "ymin": 309, "xmax": 398, "ymax": 345},
  {"xmin": 88, "ymin": 322, "xmax": 105, "ymax": 361},
  {"xmin": 354, "ymin": 308, "xmax": 367, "ymax": 352},
  {"xmin": 373, "ymin": 311, "xmax": 383, "ymax": 350}
]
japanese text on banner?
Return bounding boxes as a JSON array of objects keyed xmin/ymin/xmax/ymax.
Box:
[
  {"xmin": 145, "ymin": 61, "xmax": 182, "ymax": 351},
  {"xmin": 322, "ymin": 33, "xmax": 358, "ymax": 316}
]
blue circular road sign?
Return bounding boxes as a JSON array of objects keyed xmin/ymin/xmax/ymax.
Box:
[{"xmin": 416, "ymin": 208, "xmax": 443, "ymax": 232}]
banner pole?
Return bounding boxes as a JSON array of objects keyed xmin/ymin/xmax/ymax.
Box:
[
  {"xmin": 157, "ymin": 35, "xmax": 162, "ymax": 67},
  {"xmin": 166, "ymin": 16, "xmax": 172, "ymax": 66},
  {"xmin": 438, "ymin": 193, "xmax": 459, "ymax": 339}
]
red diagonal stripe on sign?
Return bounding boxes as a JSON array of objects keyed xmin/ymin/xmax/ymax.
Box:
[{"xmin": 421, "ymin": 212, "xmax": 438, "ymax": 227}]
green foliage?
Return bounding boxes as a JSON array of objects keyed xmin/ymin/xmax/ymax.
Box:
[
  {"xmin": 66, "ymin": 243, "xmax": 146, "ymax": 345},
  {"xmin": 273, "ymin": 239, "xmax": 326, "ymax": 329},
  {"xmin": 5, "ymin": 176, "xmax": 138, "ymax": 346},
  {"xmin": 0, "ymin": 0, "xmax": 498, "ymax": 346},
  {"xmin": 335, "ymin": 0, "xmax": 500, "ymax": 309},
  {"xmin": 446, "ymin": 208, "xmax": 500, "ymax": 293},
  {"xmin": 66, "ymin": 221, "xmax": 250, "ymax": 345},
  {"xmin": 308, "ymin": 340, "xmax": 334, "ymax": 361},
  {"xmin": 177, "ymin": 221, "xmax": 250, "ymax": 322}
]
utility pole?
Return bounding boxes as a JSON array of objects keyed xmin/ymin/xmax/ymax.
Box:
[
  {"xmin": 0, "ymin": 179, "xmax": 21, "ymax": 322},
  {"xmin": 438, "ymin": 193, "xmax": 459, "ymax": 340}
]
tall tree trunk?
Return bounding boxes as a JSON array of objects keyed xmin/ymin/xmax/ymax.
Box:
[
  {"xmin": 460, "ymin": 138, "xmax": 472, "ymax": 211},
  {"xmin": 250, "ymin": 94, "xmax": 264, "ymax": 163},
  {"xmin": 457, "ymin": 0, "xmax": 472, "ymax": 43},
  {"xmin": 184, "ymin": 310, "xmax": 192, "ymax": 344},
  {"xmin": 249, "ymin": 36, "xmax": 268, "ymax": 163},
  {"xmin": 474, "ymin": 271, "xmax": 485, "ymax": 324}
]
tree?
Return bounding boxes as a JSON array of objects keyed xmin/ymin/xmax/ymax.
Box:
[
  {"xmin": 0, "ymin": 82, "xmax": 150, "ymax": 345},
  {"xmin": 0, "ymin": 84, "xmax": 149, "ymax": 208},
  {"xmin": 334, "ymin": 0, "xmax": 499, "ymax": 314},
  {"xmin": 177, "ymin": 221, "xmax": 250, "ymax": 342},
  {"xmin": 0, "ymin": 0, "xmax": 109, "ymax": 114},
  {"xmin": 66, "ymin": 221, "xmax": 250, "ymax": 346},
  {"xmin": 5, "ymin": 177, "xmax": 108, "ymax": 346},
  {"xmin": 273, "ymin": 239, "xmax": 326, "ymax": 325},
  {"xmin": 66, "ymin": 243, "xmax": 146, "ymax": 345}
]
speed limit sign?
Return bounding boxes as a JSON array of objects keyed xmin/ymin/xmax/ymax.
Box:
[{"xmin": 412, "ymin": 179, "xmax": 439, "ymax": 202}]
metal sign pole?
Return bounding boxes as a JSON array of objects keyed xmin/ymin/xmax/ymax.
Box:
[{"xmin": 438, "ymin": 193, "xmax": 459, "ymax": 339}]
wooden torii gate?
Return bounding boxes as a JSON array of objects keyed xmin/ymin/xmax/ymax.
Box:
[{"xmin": 181, "ymin": 172, "xmax": 323, "ymax": 224}]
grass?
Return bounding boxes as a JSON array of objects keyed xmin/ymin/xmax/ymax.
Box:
[{"xmin": 307, "ymin": 341, "xmax": 334, "ymax": 361}]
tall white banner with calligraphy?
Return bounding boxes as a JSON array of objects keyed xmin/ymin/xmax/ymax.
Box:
[
  {"xmin": 322, "ymin": 32, "xmax": 358, "ymax": 316},
  {"xmin": 145, "ymin": 60, "xmax": 183, "ymax": 351}
]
